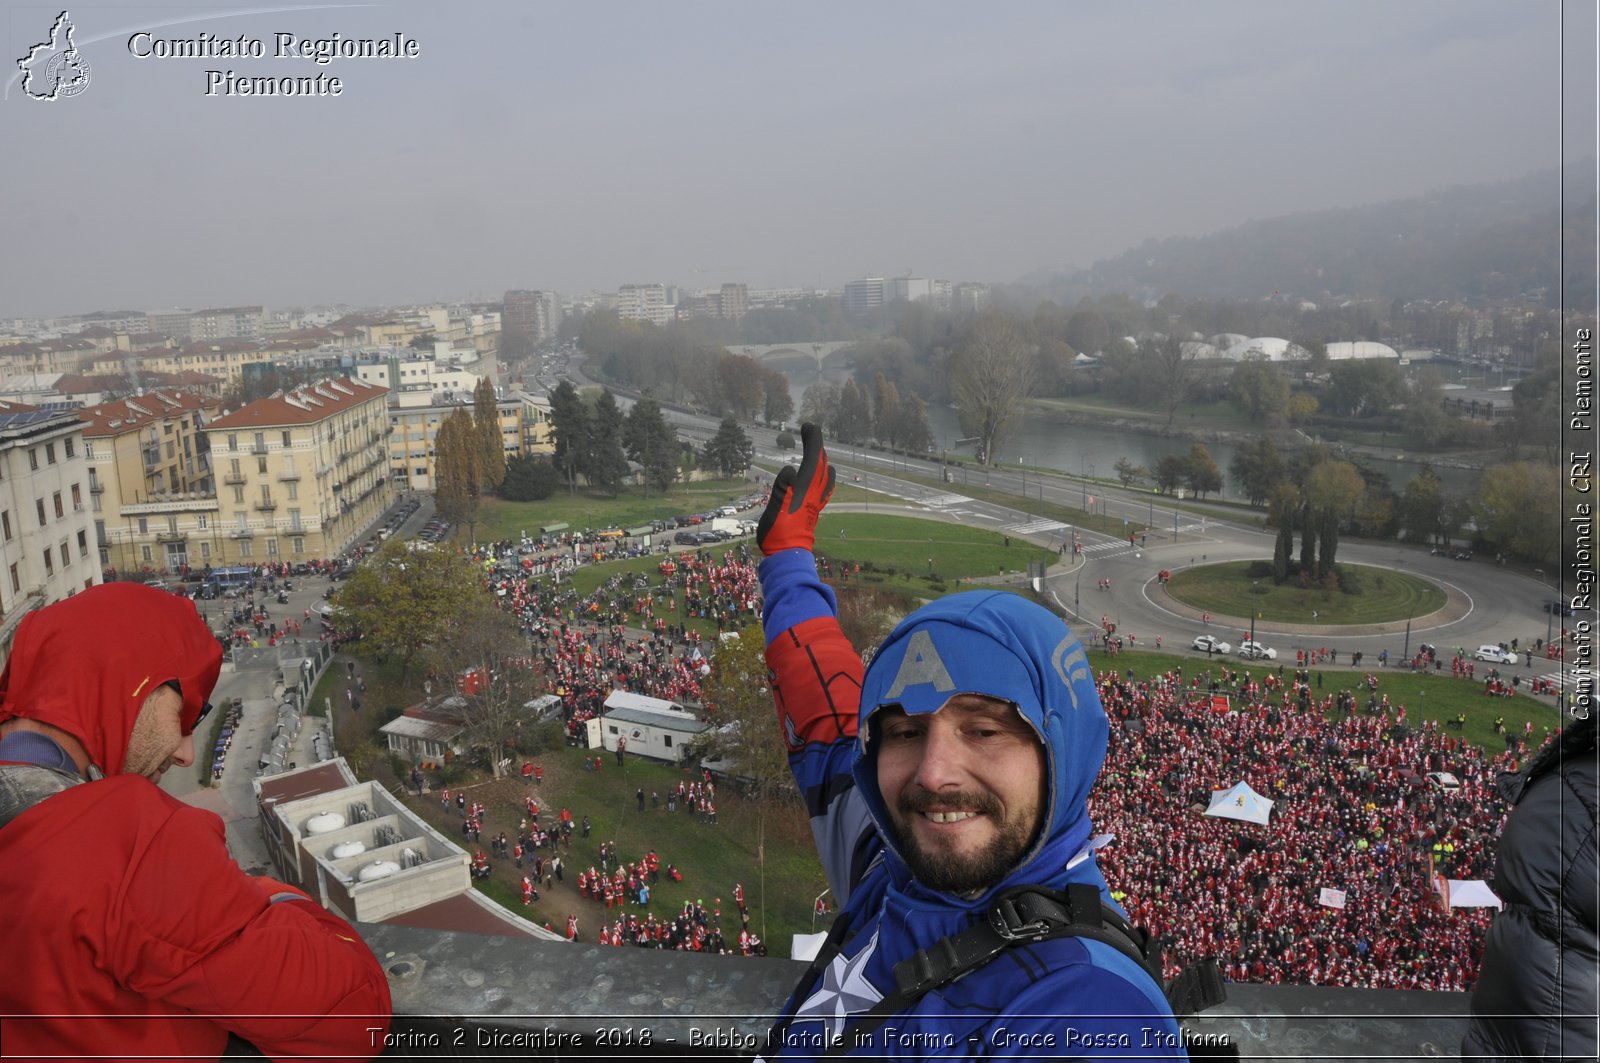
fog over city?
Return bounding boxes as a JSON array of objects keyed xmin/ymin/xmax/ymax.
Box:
[{"xmin": 3, "ymin": 0, "xmax": 1593, "ymax": 317}]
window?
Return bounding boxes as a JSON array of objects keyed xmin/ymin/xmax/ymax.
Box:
[
  {"xmin": 266, "ymin": 538, "xmax": 279, "ymax": 556},
  {"xmin": 228, "ymin": 434, "xmax": 238, "ymax": 451},
  {"xmin": 59, "ymin": 543, "xmax": 69, "ymax": 569},
  {"xmin": 232, "ymin": 487, "xmax": 244, "ymax": 504},
  {"xmin": 238, "ymin": 541, "xmax": 252, "ymax": 558},
  {"xmin": 45, "ymin": 443, "xmax": 55, "ymax": 464},
  {"xmin": 260, "ymin": 485, "xmax": 272, "ymax": 504},
  {"xmin": 28, "ymin": 449, "xmax": 38, "ymax": 471},
  {"xmin": 70, "ymin": 484, "xmax": 81, "ymax": 509},
  {"xmin": 292, "ymin": 537, "xmax": 304, "ymax": 555},
  {"xmin": 77, "ymin": 530, "xmax": 87, "ymax": 558},
  {"xmin": 663, "ymin": 735, "xmax": 673, "ymax": 748},
  {"xmin": 63, "ymin": 438, "xmax": 74, "ymax": 458},
  {"xmin": 282, "ymin": 431, "xmax": 291, "ymax": 447},
  {"xmin": 253, "ymin": 432, "xmax": 265, "ymax": 452},
  {"xmin": 166, "ymin": 516, "xmax": 178, "ymax": 535},
  {"xmin": 1, "ymin": 511, "xmax": 9, "ymax": 541},
  {"xmin": 43, "ymin": 549, "xmax": 53, "ymax": 575},
  {"xmin": 140, "ymin": 546, "xmax": 151, "ymax": 563},
  {"xmin": 286, "ymin": 481, "xmax": 298, "ymax": 500},
  {"xmin": 9, "ymin": 563, "xmax": 18, "ymax": 594},
  {"xmin": 199, "ymin": 541, "xmax": 211, "ymax": 560},
  {"xmin": 53, "ymin": 493, "xmax": 62, "ymax": 519},
  {"xmin": 36, "ymin": 499, "xmax": 45, "ymax": 527},
  {"xmin": 197, "ymin": 514, "xmax": 208, "ymax": 530},
  {"xmin": 257, "ymin": 456, "xmax": 268, "ymax": 474}
]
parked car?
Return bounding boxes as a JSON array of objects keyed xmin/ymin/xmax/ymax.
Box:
[
  {"xmin": 673, "ymin": 531, "xmax": 699, "ymax": 546},
  {"xmin": 1451, "ymin": 549, "xmax": 1473, "ymax": 561},
  {"xmin": 1192, "ymin": 635, "xmax": 1232, "ymax": 655},
  {"xmin": 1472, "ymin": 645, "xmax": 1518, "ymax": 665},
  {"xmin": 1236, "ymin": 640, "xmax": 1278, "ymax": 660}
]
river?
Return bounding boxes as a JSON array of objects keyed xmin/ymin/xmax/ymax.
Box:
[{"xmin": 776, "ymin": 366, "xmax": 1482, "ymax": 501}]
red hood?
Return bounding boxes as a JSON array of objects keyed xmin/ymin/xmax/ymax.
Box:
[{"xmin": 0, "ymin": 583, "xmax": 222, "ymax": 776}]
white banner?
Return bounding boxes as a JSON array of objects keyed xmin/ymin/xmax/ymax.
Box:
[{"xmin": 1317, "ymin": 887, "xmax": 1347, "ymax": 909}]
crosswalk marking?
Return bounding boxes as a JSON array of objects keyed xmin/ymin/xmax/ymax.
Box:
[{"xmin": 1005, "ymin": 518, "xmax": 1066, "ymax": 535}]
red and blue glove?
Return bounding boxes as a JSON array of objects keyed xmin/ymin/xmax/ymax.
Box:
[{"xmin": 757, "ymin": 423, "xmax": 835, "ymax": 556}]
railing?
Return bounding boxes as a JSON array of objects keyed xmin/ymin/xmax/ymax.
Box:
[
  {"xmin": 255, "ymin": 499, "xmax": 278, "ymax": 511},
  {"xmin": 223, "ymin": 472, "xmax": 247, "ymax": 485}
]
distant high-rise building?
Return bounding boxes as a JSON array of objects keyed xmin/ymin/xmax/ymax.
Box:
[
  {"xmin": 503, "ymin": 290, "xmax": 562, "ymax": 345},
  {"xmin": 616, "ymin": 284, "xmax": 671, "ymax": 326},
  {"xmin": 842, "ymin": 277, "xmax": 886, "ymax": 316},
  {"xmin": 953, "ymin": 283, "xmax": 991, "ymax": 312},
  {"xmin": 890, "ymin": 275, "xmax": 932, "ymax": 304},
  {"xmin": 718, "ymin": 283, "xmax": 749, "ymax": 319}
]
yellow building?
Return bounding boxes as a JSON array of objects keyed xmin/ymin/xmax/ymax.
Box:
[
  {"xmin": 388, "ymin": 392, "xmax": 551, "ymax": 490},
  {"xmin": 204, "ymin": 378, "xmax": 393, "ymax": 563},
  {"xmin": 79, "ymin": 391, "xmax": 222, "ymax": 575}
]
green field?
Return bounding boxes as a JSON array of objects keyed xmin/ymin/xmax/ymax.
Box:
[
  {"xmin": 470, "ymin": 477, "xmax": 762, "ymax": 541},
  {"xmin": 1165, "ymin": 561, "xmax": 1448, "ymax": 624}
]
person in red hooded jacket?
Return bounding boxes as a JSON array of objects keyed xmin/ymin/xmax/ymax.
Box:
[{"xmin": 0, "ymin": 583, "xmax": 391, "ymax": 1061}]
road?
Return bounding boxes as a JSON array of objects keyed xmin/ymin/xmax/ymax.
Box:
[{"xmin": 531, "ymin": 348, "xmax": 1577, "ymax": 694}]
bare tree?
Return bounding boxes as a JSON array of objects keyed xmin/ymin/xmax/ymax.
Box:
[
  {"xmin": 429, "ymin": 595, "xmax": 540, "ymax": 779},
  {"xmin": 949, "ymin": 313, "xmax": 1036, "ymax": 466}
]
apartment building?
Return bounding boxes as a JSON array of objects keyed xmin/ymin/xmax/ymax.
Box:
[
  {"xmin": 190, "ymin": 306, "xmax": 264, "ymax": 341},
  {"xmin": 616, "ymin": 284, "xmax": 672, "ymax": 326},
  {"xmin": 80, "ymin": 391, "xmax": 222, "ymax": 575},
  {"xmin": 503, "ymin": 290, "xmax": 562, "ymax": 345},
  {"xmin": 203, "ymin": 378, "xmax": 393, "ymax": 563},
  {"xmin": 0, "ymin": 403, "xmax": 98, "ymax": 654},
  {"xmin": 388, "ymin": 391, "xmax": 552, "ymax": 491}
]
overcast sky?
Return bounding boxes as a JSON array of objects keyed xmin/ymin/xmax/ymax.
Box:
[{"xmin": 3, "ymin": 0, "xmax": 1594, "ymax": 318}]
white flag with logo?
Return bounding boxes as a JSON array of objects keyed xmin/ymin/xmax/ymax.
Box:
[{"xmin": 1317, "ymin": 887, "xmax": 1347, "ymax": 909}]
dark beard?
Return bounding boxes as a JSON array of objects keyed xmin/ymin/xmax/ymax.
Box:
[{"xmin": 894, "ymin": 789, "xmax": 1035, "ymax": 895}]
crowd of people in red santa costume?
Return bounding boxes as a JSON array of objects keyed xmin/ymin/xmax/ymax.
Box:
[{"xmin": 1088, "ymin": 664, "xmax": 1532, "ymax": 991}]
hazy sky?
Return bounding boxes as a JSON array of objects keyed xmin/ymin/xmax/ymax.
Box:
[{"xmin": 3, "ymin": 0, "xmax": 1594, "ymax": 318}]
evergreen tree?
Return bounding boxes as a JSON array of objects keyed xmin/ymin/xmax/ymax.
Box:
[
  {"xmin": 623, "ymin": 393, "xmax": 679, "ymax": 495},
  {"xmin": 500, "ymin": 454, "xmax": 560, "ymax": 501},
  {"xmin": 547, "ymin": 380, "xmax": 590, "ymax": 494},
  {"xmin": 703, "ymin": 416, "xmax": 754, "ymax": 477},
  {"xmin": 588, "ymin": 389, "xmax": 630, "ymax": 494}
]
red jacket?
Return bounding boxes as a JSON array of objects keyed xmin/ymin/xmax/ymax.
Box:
[{"xmin": 0, "ymin": 775, "xmax": 391, "ymax": 1062}]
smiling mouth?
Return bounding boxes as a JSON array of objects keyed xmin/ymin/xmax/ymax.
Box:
[{"xmin": 923, "ymin": 810, "xmax": 980, "ymax": 823}]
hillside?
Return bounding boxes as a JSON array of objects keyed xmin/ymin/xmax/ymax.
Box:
[{"xmin": 1021, "ymin": 163, "xmax": 1595, "ymax": 308}]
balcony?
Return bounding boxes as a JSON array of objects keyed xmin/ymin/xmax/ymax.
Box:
[
  {"xmin": 255, "ymin": 498, "xmax": 278, "ymax": 512},
  {"xmin": 277, "ymin": 469, "xmax": 301, "ymax": 482},
  {"xmin": 155, "ymin": 530, "xmax": 186, "ymax": 544},
  {"xmin": 223, "ymin": 472, "xmax": 247, "ymax": 485},
  {"xmin": 250, "ymin": 443, "xmax": 269, "ymax": 455},
  {"xmin": 89, "ymin": 480, "xmax": 104, "ymax": 494},
  {"xmin": 229, "ymin": 528, "xmax": 254, "ymax": 539}
]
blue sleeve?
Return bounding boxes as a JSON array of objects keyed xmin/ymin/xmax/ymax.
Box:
[{"xmin": 759, "ymin": 549, "xmax": 837, "ymax": 645}]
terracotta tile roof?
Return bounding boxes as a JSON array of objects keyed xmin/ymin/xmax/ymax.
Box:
[
  {"xmin": 205, "ymin": 377, "xmax": 387, "ymax": 430},
  {"xmin": 78, "ymin": 390, "xmax": 218, "ymax": 436}
]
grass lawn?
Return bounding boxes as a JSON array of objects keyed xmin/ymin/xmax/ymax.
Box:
[
  {"xmin": 318, "ymin": 633, "xmax": 1558, "ymax": 954},
  {"xmin": 1166, "ymin": 561, "xmax": 1448, "ymax": 624},
  {"xmin": 471, "ymin": 478, "xmax": 762, "ymax": 541}
]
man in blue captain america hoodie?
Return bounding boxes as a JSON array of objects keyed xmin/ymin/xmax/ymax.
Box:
[{"xmin": 755, "ymin": 424, "xmax": 1185, "ymax": 1060}]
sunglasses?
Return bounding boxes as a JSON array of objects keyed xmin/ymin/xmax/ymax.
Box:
[{"xmin": 163, "ymin": 679, "xmax": 214, "ymax": 734}]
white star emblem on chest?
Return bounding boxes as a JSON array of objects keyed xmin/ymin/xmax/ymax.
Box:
[{"xmin": 792, "ymin": 928, "xmax": 885, "ymax": 1040}]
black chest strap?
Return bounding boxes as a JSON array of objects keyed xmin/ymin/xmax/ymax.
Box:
[{"xmin": 798, "ymin": 883, "xmax": 1232, "ymax": 1059}]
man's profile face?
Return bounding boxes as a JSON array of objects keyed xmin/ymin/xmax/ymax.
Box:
[
  {"xmin": 875, "ymin": 694, "xmax": 1047, "ymax": 894},
  {"xmin": 124, "ymin": 684, "xmax": 194, "ymax": 782}
]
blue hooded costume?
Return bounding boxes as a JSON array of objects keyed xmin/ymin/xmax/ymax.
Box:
[{"xmin": 759, "ymin": 549, "xmax": 1184, "ymax": 1060}]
